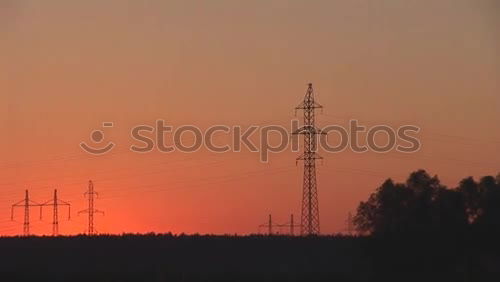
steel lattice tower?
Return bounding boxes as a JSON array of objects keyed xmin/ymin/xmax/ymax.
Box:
[
  {"xmin": 41, "ymin": 189, "xmax": 71, "ymax": 236},
  {"xmin": 258, "ymin": 214, "xmax": 274, "ymax": 235},
  {"xmin": 293, "ymin": 83, "xmax": 323, "ymax": 236},
  {"xmin": 346, "ymin": 212, "xmax": 354, "ymax": 235},
  {"xmin": 78, "ymin": 180, "xmax": 104, "ymax": 235},
  {"xmin": 11, "ymin": 190, "xmax": 40, "ymax": 236},
  {"xmin": 277, "ymin": 214, "xmax": 301, "ymax": 236}
]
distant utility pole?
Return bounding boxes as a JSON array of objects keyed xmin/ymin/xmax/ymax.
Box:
[
  {"xmin": 259, "ymin": 214, "xmax": 279, "ymax": 235},
  {"xmin": 78, "ymin": 180, "xmax": 104, "ymax": 235},
  {"xmin": 345, "ymin": 212, "xmax": 354, "ymax": 236},
  {"xmin": 293, "ymin": 83, "xmax": 324, "ymax": 236},
  {"xmin": 41, "ymin": 189, "xmax": 71, "ymax": 236},
  {"xmin": 278, "ymin": 214, "xmax": 302, "ymax": 236},
  {"xmin": 11, "ymin": 190, "xmax": 40, "ymax": 236}
]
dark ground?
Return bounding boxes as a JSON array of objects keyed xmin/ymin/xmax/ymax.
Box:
[{"xmin": 0, "ymin": 233, "xmax": 498, "ymax": 282}]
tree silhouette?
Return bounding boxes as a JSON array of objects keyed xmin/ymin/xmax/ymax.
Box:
[
  {"xmin": 353, "ymin": 179, "xmax": 413, "ymax": 235},
  {"xmin": 354, "ymin": 170, "xmax": 499, "ymax": 235},
  {"xmin": 456, "ymin": 176, "xmax": 480, "ymax": 223},
  {"xmin": 475, "ymin": 175, "xmax": 500, "ymax": 231}
]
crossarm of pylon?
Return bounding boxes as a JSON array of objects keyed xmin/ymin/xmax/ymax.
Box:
[
  {"xmin": 28, "ymin": 200, "xmax": 41, "ymax": 206},
  {"xmin": 276, "ymin": 221, "xmax": 303, "ymax": 227},
  {"xmin": 78, "ymin": 209, "xmax": 89, "ymax": 215},
  {"xmin": 40, "ymin": 200, "xmax": 54, "ymax": 206},
  {"xmin": 41, "ymin": 201, "xmax": 71, "ymax": 220},
  {"xmin": 84, "ymin": 191, "xmax": 99, "ymax": 197},
  {"xmin": 292, "ymin": 126, "xmax": 326, "ymax": 135},
  {"xmin": 295, "ymin": 101, "xmax": 306, "ymax": 111},
  {"xmin": 295, "ymin": 102, "xmax": 323, "ymax": 110},
  {"xmin": 57, "ymin": 199, "xmax": 71, "ymax": 205},
  {"xmin": 40, "ymin": 201, "xmax": 54, "ymax": 219},
  {"xmin": 313, "ymin": 101, "xmax": 323, "ymax": 109},
  {"xmin": 79, "ymin": 209, "xmax": 105, "ymax": 215},
  {"xmin": 11, "ymin": 201, "xmax": 41, "ymax": 220},
  {"xmin": 296, "ymin": 152, "xmax": 323, "ymax": 161},
  {"xmin": 12, "ymin": 199, "xmax": 25, "ymax": 206}
]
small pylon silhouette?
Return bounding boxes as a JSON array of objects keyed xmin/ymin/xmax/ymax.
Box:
[
  {"xmin": 345, "ymin": 212, "xmax": 354, "ymax": 236},
  {"xmin": 41, "ymin": 189, "xmax": 71, "ymax": 236},
  {"xmin": 78, "ymin": 180, "xmax": 104, "ymax": 235},
  {"xmin": 11, "ymin": 190, "xmax": 41, "ymax": 236},
  {"xmin": 277, "ymin": 214, "xmax": 302, "ymax": 236},
  {"xmin": 258, "ymin": 214, "xmax": 278, "ymax": 235}
]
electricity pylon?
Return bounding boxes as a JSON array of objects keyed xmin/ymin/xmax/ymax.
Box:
[
  {"xmin": 293, "ymin": 83, "xmax": 324, "ymax": 236},
  {"xmin": 345, "ymin": 212, "xmax": 354, "ymax": 236},
  {"xmin": 41, "ymin": 189, "xmax": 71, "ymax": 236},
  {"xmin": 11, "ymin": 190, "xmax": 40, "ymax": 236},
  {"xmin": 278, "ymin": 214, "xmax": 302, "ymax": 236},
  {"xmin": 258, "ymin": 214, "xmax": 279, "ymax": 235},
  {"xmin": 78, "ymin": 180, "xmax": 104, "ymax": 235}
]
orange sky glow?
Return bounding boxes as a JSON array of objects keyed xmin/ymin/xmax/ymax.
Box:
[{"xmin": 0, "ymin": 0, "xmax": 499, "ymax": 236}]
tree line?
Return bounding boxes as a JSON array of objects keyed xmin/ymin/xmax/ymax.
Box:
[{"xmin": 354, "ymin": 169, "xmax": 500, "ymax": 236}]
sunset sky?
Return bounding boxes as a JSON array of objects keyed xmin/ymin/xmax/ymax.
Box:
[{"xmin": 0, "ymin": 0, "xmax": 499, "ymax": 236}]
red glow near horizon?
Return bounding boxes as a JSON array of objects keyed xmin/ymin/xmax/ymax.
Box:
[{"xmin": 0, "ymin": 1, "xmax": 499, "ymax": 236}]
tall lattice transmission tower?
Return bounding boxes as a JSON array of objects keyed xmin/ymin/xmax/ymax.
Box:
[
  {"xmin": 293, "ymin": 83, "xmax": 324, "ymax": 236},
  {"xmin": 78, "ymin": 180, "xmax": 104, "ymax": 235},
  {"xmin": 11, "ymin": 190, "xmax": 40, "ymax": 236},
  {"xmin": 41, "ymin": 189, "xmax": 71, "ymax": 236}
]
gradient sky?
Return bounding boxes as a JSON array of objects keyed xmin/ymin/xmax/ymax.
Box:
[{"xmin": 0, "ymin": 0, "xmax": 499, "ymax": 236}]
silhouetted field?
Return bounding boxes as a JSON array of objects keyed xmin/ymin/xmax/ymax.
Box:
[{"xmin": 0, "ymin": 233, "xmax": 498, "ymax": 282}]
